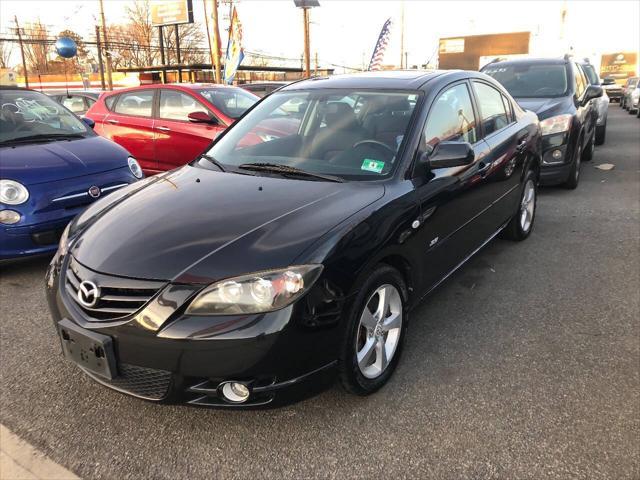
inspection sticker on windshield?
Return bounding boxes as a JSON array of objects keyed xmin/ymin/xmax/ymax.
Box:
[{"xmin": 361, "ymin": 159, "xmax": 385, "ymax": 174}]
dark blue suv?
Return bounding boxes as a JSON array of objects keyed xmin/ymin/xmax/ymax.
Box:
[{"xmin": 482, "ymin": 57, "xmax": 602, "ymax": 189}]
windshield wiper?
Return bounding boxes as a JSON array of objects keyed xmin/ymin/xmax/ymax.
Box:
[
  {"xmin": 200, "ymin": 154, "xmax": 226, "ymax": 172},
  {"xmin": 238, "ymin": 163, "xmax": 344, "ymax": 183},
  {"xmin": 1, "ymin": 133, "xmax": 85, "ymax": 145}
]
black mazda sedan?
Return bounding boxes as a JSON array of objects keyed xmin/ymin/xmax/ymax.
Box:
[{"xmin": 47, "ymin": 70, "xmax": 541, "ymax": 407}]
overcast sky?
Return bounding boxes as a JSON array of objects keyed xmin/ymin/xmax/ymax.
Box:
[{"xmin": 1, "ymin": 0, "xmax": 639, "ymax": 72}]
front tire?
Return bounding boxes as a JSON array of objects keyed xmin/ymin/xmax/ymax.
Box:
[
  {"xmin": 502, "ymin": 169, "xmax": 537, "ymax": 241},
  {"xmin": 595, "ymin": 123, "xmax": 606, "ymax": 145},
  {"xmin": 339, "ymin": 265, "xmax": 408, "ymax": 395},
  {"xmin": 563, "ymin": 139, "xmax": 582, "ymax": 190}
]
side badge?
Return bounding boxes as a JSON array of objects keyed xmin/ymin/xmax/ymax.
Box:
[{"xmin": 429, "ymin": 236, "xmax": 439, "ymax": 247}]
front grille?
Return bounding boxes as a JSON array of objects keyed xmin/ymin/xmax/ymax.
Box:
[
  {"xmin": 65, "ymin": 256, "xmax": 166, "ymax": 321},
  {"xmin": 82, "ymin": 363, "xmax": 172, "ymax": 400}
]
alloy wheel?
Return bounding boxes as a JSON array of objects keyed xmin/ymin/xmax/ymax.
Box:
[
  {"xmin": 520, "ymin": 179, "xmax": 536, "ymax": 232},
  {"xmin": 356, "ymin": 284, "xmax": 403, "ymax": 379}
]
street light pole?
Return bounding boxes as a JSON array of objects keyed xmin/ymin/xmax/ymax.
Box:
[
  {"xmin": 210, "ymin": 0, "xmax": 222, "ymax": 83},
  {"xmin": 302, "ymin": 7, "xmax": 310, "ymax": 77}
]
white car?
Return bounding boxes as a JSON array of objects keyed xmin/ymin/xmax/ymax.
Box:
[{"xmin": 580, "ymin": 62, "xmax": 609, "ymax": 145}]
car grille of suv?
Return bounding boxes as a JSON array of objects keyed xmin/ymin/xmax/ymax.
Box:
[
  {"xmin": 65, "ymin": 256, "xmax": 166, "ymax": 321},
  {"xmin": 81, "ymin": 363, "xmax": 172, "ymax": 401}
]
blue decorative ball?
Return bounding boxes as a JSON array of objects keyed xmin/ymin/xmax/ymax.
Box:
[{"xmin": 55, "ymin": 37, "xmax": 77, "ymax": 58}]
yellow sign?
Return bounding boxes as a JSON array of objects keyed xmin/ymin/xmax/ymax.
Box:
[
  {"xmin": 600, "ymin": 52, "xmax": 638, "ymax": 81},
  {"xmin": 151, "ymin": 0, "xmax": 194, "ymax": 26}
]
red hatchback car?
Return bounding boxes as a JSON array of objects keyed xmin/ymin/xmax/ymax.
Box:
[{"xmin": 85, "ymin": 84, "xmax": 259, "ymax": 175}]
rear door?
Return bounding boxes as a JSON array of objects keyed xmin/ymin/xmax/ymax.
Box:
[
  {"xmin": 471, "ymin": 80, "xmax": 527, "ymax": 227},
  {"xmin": 102, "ymin": 89, "xmax": 157, "ymax": 173},
  {"xmin": 154, "ymin": 89, "xmax": 225, "ymax": 171}
]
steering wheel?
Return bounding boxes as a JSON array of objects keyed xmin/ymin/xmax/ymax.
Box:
[{"xmin": 352, "ymin": 140, "xmax": 396, "ymax": 157}]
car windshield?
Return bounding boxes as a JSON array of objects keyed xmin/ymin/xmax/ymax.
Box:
[
  {"xmin": 198, "ymin": 88, "xmax": 258, "ymax": 119},
  {"xmin": 0, "ymin": 89, "xmax": 89, "ymax": 144},
  {"xmin": 201, "ymin": 89, "xmax": 420, "ymax": 181},
  {"xmin": 484, "ymin": 63, "xmax": 569, "ymax": 98}
]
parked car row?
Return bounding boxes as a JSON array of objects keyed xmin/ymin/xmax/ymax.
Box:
[{"xmin": 620, "ymin": 76, "xmax": 639, "ymax": 114}]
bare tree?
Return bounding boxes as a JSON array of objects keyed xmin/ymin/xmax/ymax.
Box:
[
  {"xmin": 0, "ymin": 39, "xmax": 13, "ymax": 69},
  {"xmin": 22, "ymin": 19, "xmax": 50, "ymax": 74},
  {"xmin": 162, "ymin": 23, "xmax": 207, "ymax": 65}
]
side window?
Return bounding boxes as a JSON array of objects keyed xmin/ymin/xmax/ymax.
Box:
[
  {"xmin": 473, "ymin": 82, "xmax": 510, "ymax": 136},
  {"xmin": 104, "ymin": 95, "xmax": 117, "ymax": 110},
  {"xmin": 573, "ymin": 63, "xmax": 586, "ymax": 98},
  {"xmin": 159, "ymin": 90, "xmax": 208, "ymax": 121},
  {"xmin": 114, "ymin": 91, "xmax": 154, "ymax": 117},
  {"xmin": 424, "ymin": 83, "xmax": 477, "ymax": 146}
]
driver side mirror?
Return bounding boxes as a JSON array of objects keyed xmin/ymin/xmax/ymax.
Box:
[
  {"xmin": 188, "ymin": 111, "xmax": 219, "ymax": 124},
  {"xmin": 582, "ymin": 85, "xmax": 603, "ymax": 106},
  {"xmin": 419, "ymin": 141, "xmax": 475, "ymax": 170}
]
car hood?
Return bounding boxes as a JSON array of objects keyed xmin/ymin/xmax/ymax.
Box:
[
  {"xmin": 514, "ymin": 97, "xmax": 571, "ymax": 121},
  {"xmin": 0, "ymin": 135, "xmax": 130, "ymax": 186},
  {"xmin": 71, "ymin": 165, "xmax": 385, "ymax": 282}
]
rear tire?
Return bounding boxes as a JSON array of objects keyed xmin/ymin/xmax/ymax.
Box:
[
  {"xmin": 502, "ymin": 169, "xmax": 537, "ymax": 241},
  {"xmin": 339, "ymin": 265, "xmax": 408, "ymax": 396},
  {"xmin": 595, "ymin": 124, "xmax": 606, "ymax": 145}
]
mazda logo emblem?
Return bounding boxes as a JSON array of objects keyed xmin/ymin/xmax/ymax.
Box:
[
  {"xmin": 77, "ymin": 280, "xmax": 100, "ymax": 308},
  {"xmin": 88, "ymin": 186, "xmax": 101, "ymax": 198}
]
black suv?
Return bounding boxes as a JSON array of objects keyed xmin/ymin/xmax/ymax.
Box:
[{"xmin": 482, "ymin": 57, "xmax": 602, "ymax": 189}]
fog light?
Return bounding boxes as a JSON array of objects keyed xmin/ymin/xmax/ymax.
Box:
[
  {"xmin": 220, "ymin": 381, "xmax": 250, "ymax": 403},
  {"xmin": 552, "ymin": 149, "xmax": 563, "ymax": 160},
  {"xmin": 0, "ymin": 209, "xmax": 20, "ymax": 225}
]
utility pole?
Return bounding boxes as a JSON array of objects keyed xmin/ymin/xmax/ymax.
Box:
[
  {"xmin": 203, "ymin": 0, "xmax": 215, "ymax": 82},
  {"xmin": 302, "ymin": 7, "xmax": 310, "ymax": 77},
  {"xmin": 314, "ymin": 51, "xmax": 318, "ymax": 76},
  {"xmin": 99, "ymin": 0, "xmax": 113, "ymax": 90},
  {"xmin": 210, "ymin": 0, "xmax": 222, "ymax": 83},
  {"xmin": 95, "ymin": 26, "xmax": 106, "ymax": 90},
  {"xmin": 399, "ymin": 1, "xmax": 405, "ymax": 68},
  {"xmin": 159, "ymin": 26, "xmax": 166, "ymax": 84},
  {"xmin": 14, "ymin": 16, "xmax": 28, "ymax": 88},
  {"xmin": 175, "ymin": 24, "xmax": 181, "ymax": 83}
]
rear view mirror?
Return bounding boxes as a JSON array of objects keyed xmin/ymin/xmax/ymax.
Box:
[
  {"xmin": 420, "ymin": 141, "xmax": 475, "ymax": 170},
  {"xmin": 582, "ymin": 85, "xmax": 603, "ymax": 106},
  {"xmin": 188, "ymin": 111, "xmax": 218, "ymax": 124}
]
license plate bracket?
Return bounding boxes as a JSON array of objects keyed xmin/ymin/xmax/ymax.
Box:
[{"xmin": 58, "ymin": 318, "xmax": 117, "ymax": 380}]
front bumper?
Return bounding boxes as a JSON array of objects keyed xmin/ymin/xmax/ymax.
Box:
[
  {"xmin": 46, "ymin": 254, "xmax": 345, "ymax": 408},
  {"xmin": 1, "ymin": 168, "xmax": 136, "ymax": 259},
  {"xmin": 538, "ymin": 133, "xmax": 574, "ymax": 186}
]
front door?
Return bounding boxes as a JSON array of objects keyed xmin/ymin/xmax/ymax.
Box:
[
  {"xmin": 410, "ymin": 81, "xmax": 495, "ymax": 292},
  {"xmin": 154, "ymin": 89, "xmax": 226, "ymax": 172}
]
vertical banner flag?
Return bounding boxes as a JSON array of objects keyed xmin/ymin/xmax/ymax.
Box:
[
  {"xmin": 368, "ymin": 18, "xmax": 393, "ymax": 71},
  {"xmin": 224, "ymin": 7, "xmax": 244, "ymax": 84}
]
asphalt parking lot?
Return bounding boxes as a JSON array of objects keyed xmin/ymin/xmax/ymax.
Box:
[{"xmin": 1, "ymin": 107, "xmax": 638, "ymax": 479}]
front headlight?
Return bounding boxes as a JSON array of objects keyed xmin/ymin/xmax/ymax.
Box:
[
  {"xmin": 539, "ymin": 114, "xmax": 572, "ymax": 136},
  {"xmin": 0, "ymin": 180, "xmax": 29, "ymax": 205},
  {"xmin": 186, "ymin": 265, "xmax": 323, "ymax": 315},
  {"xmin": 128, "ymin": 156, "xmax": 144, "ymax": 179}
]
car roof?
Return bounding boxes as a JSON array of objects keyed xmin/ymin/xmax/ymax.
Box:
[
  {"xmin": 100, "ymin": 83, "xmax": 243, "ymax": 97},
  {"xmin": 281, "ymin": 70, "xmax": 450, "ymax": 91}
]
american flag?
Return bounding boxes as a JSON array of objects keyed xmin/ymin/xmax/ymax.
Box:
[{"xmin": 368, "ymin": 18, "xmax": 393, "ymax": 71}]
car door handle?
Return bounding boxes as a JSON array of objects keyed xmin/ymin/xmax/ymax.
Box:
[
  {"xmin": 107, "ymin": 119, "xmax": 119, "ymax": 125},
  {"xmin": 156, "ymin": 126, "xmax": 171, "ymax": 132},
  {"xmin": 515, "ymin": 140, "xmax": 527, "ymax": 154},
  {"xmin": 477, "ymin": 161, "xmax": 491, "ymax": 176}
]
